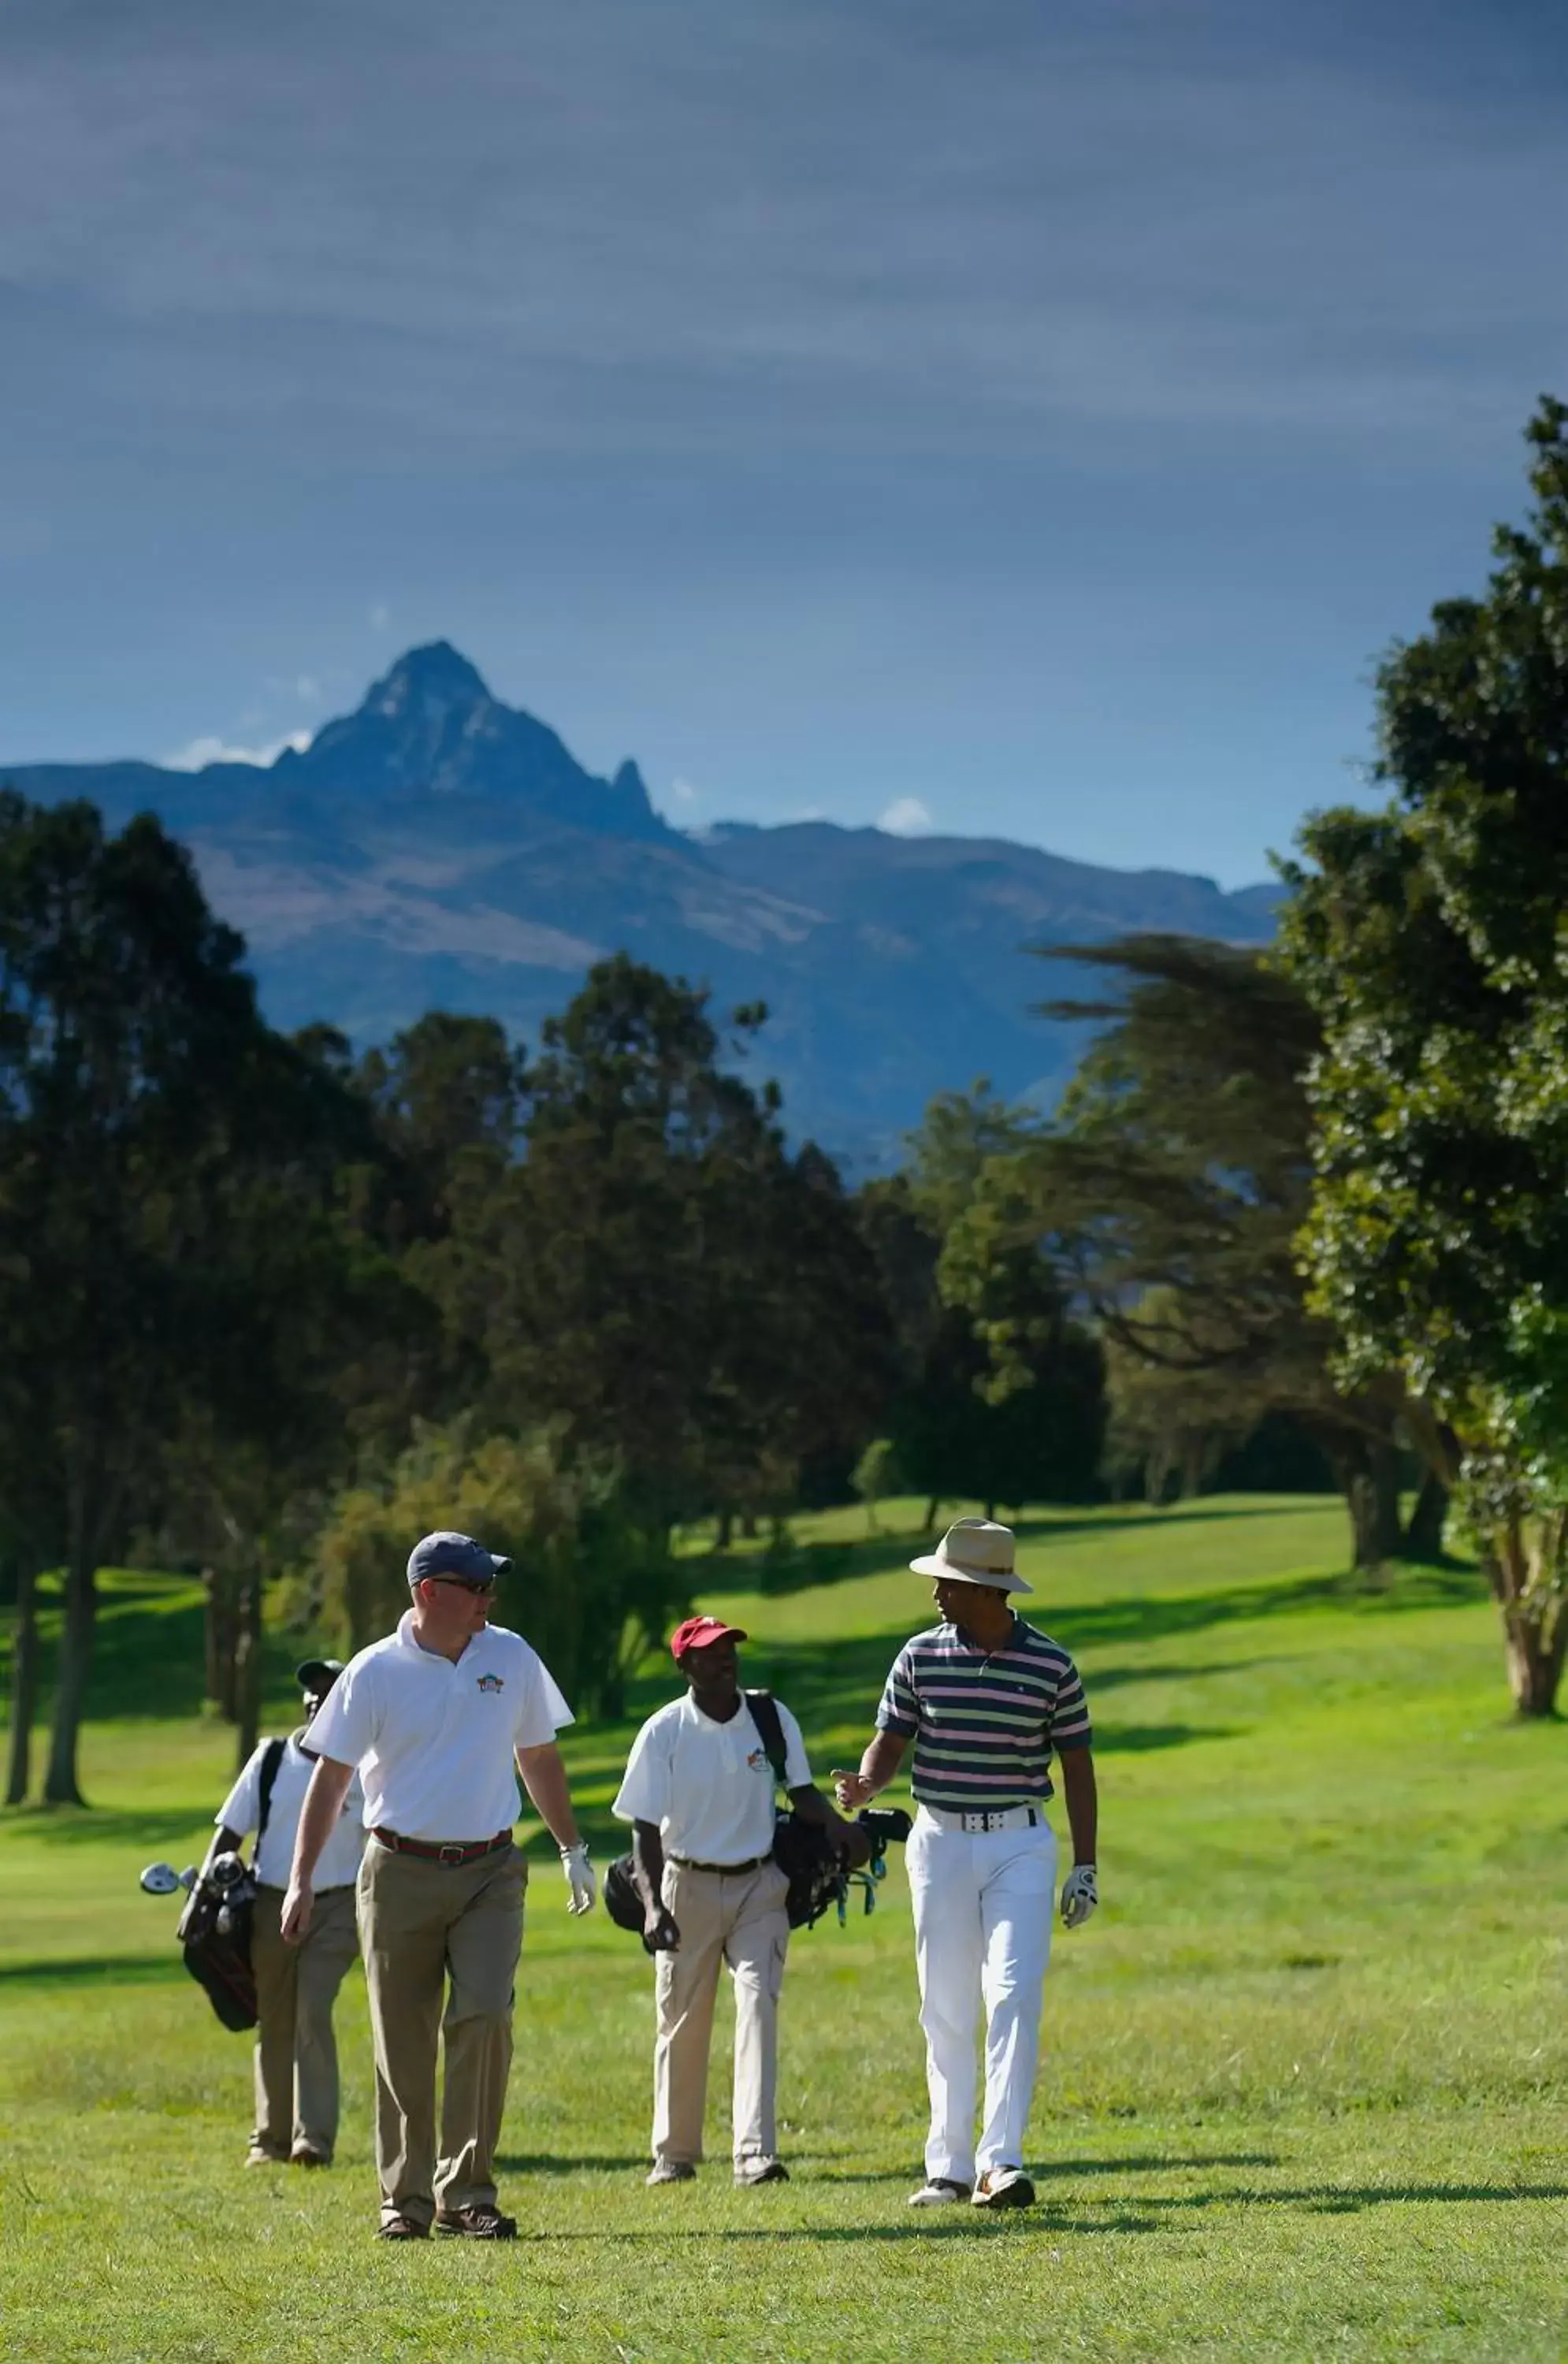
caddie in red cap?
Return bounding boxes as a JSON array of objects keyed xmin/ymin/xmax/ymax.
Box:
[{"xmin": 612, "ymin": 1609, "xmax": 863, "ymax": 2187}]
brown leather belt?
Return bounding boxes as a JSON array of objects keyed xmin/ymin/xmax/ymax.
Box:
[
  {"xmin": 668, "ymin": 1851, "xmax": 772, "ymax": 1875},
  {"xmin": 373, "ymin": 1827, "xmax": 512, "ymax": 1865}
]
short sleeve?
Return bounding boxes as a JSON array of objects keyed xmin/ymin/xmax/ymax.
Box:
[
  {"xmin": 306, "ymin": 1657, "xmax": 377, "ymax": 1767},
  {"xmin": 776, "ymin": 1701, "xmax": 812, "ymax": 1790},
  {"xmin": 216, "ymin": 1745, "xmax": 265, "ymax": 1834},
  {"xmin": 514, "ymin": 1651, "xmax": 574, "ymax": 1749},
  {"xmin": 612, "ymin": 1715, "xmax": 674, "ymax": 1826},
  {"xmin": 875, "ymin": 1645, "xmax": 921, "ymax": 1740},
  {"xmin": 1049, "ymin": 1655, "xmax": 1093, "ymax": 1749}
]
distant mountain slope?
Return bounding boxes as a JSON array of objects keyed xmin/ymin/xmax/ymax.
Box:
[{"xmin": 3, "ymin": 644, "xmax": 1276, "ymax": 1168}]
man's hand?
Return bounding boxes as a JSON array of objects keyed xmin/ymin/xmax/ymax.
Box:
[
  {"xmin": 643, "ymin": 1905, "xmax": 680, "ymax": 1953},
  {"xmin": 832, "ymin": 1768, "xmax": 875, "ymax": 1812},
  {"xmin": 560, "ymin": 1842, "xmax": 598, "ymax": 1916},
  {"xmin": 281, "ymin": 1879, "xmax": 314, "ymax": 1946},
  {"xmin": 1060, "ymin": 1864, "xmax": 1098, "ymax": 1929},
  {"xmin": 838, "ymin": 1820, "xmax": 873, "ymax": 1871}
]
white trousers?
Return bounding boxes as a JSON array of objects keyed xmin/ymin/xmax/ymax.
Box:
[{"xmin": 905, "ymin": 1806, "xmax": 1057, "ymax": 2184}]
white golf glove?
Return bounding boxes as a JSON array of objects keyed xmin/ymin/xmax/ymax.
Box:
[
  {"xmin": 1060, "ymin": 1864, "xmax": 1098, "ymax": 1928},
  {"xmin": 561, "ymin": 1842, "xmax": 598, "ymax": 1916}
]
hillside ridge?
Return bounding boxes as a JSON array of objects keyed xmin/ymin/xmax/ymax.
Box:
[{"xmin": 3, "ymin": 647, "xmax": 1276, "ymax": 1165}]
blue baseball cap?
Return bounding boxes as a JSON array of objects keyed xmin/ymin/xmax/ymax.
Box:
[{"xmin": 406, "ymin": 1531, "xmax": 512, "ymax": 1588}]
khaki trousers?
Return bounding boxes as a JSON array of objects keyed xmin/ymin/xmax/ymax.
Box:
[
  {"xmin": 251, "ymin": 1883, "xmax": 360, "ymax": 2160},
  {"xmin": 357, "ymin": 1838, "xmax": 526, "ymax": 2228},
  {"xmin": 652, "ymin": 1859, "xmax": 790, "ymax": 2169}
]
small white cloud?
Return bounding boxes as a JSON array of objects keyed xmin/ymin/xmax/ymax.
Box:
[
  {"xmin": 671, "ymin": 776, "xmax": 700, "ymax": 806},
  {"xmin": 879, "ymin": 797, "xmax": 933, "ymax": 836},
  {"xmin": 295, "ymin": 674, "xmax": 321, "ymax": 703},
  {"xmin": 164, "ymin": 729, "xmax": 313, "ymax": 771},
  {"xmin": 370, "ymin": 602, "xmax": 392, "ymax": 630}
]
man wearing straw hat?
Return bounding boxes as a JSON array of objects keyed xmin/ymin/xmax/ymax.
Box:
[{"xmin": 834, "ymin": 1518, "xmax": 1098, "ymax": 2210}]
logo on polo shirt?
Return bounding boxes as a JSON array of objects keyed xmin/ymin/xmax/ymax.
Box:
[
  {"xmin": 477, "ymin": 1673, "xmax": 504, "ymax": 1693},
  {"xmin": 746, "ymin": 1746, "xmax": 765, "ymax": 1771}
]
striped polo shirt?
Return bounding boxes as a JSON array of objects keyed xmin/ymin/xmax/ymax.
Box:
[{"xmin": 875, "ymin": 1615, "xmax": 1091, "ymax": 1810}]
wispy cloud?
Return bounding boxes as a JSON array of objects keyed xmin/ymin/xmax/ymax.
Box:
[
  {"xmin": 670, "ymin": 776, "xmax": 700, "ymax": 806},
  {"xmin": 2, "ymin": 2, "xmax": 1560, "ymax": 464},
  {"xmin": 164, "ymin": 728, "xmax": 312, "ymax": 771},
  {"xmin": 879, "ymin": 797, "xmax": 932, "ymax": 836},
  {"xmin": 3, "ymin": 2, "xmax": 1566, "ymax": 881}
]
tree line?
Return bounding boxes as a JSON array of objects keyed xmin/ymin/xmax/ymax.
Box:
[{"xmin": 6, "ymin": 395, "xmax": 1568, "ymax": 1778}]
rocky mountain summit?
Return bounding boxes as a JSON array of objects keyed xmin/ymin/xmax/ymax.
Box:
[{"xmin": 5, "ymin": 644, "xmax": 1276, "ymax": 1165}]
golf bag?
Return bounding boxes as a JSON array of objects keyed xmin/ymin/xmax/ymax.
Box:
[
  {"xmin": 177, "ymin": 1736, "xmax": 285, "ymax": 2032},
  {"xmin": 744, "ymin": 1689, "xmax": 849, "ymax": 1929}
]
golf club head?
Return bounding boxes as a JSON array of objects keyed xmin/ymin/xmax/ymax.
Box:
[{"xmin": 139, "ymin": 1862, "xmax": 182, "ymax": 1894}]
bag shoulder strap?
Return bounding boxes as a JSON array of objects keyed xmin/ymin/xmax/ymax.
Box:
[
  {"xmin": 256, "ymin": 1738, "xmax": 288, "ymax": 1844},
  {"xmin": 744, "ymin": 1689, "xmax": 790, "ymax": 1791}
]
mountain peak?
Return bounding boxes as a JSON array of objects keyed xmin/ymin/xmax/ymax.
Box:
[
  {"xmin": 361, "ymin": 641, "xmax": 492, "ymax": 723},
  {"xmin": 278, "ymin": 641, "xmax": 670, "ymax": 840}
]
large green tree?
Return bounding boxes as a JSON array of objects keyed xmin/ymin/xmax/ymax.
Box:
[
  {"xmin": 0, "ymin": 794, "xmax": 411, "ymax": 1797},
  {"xmin": 860, "ymin": 1114, "xmax": 1106, "ymax": 1524},
  {"xmin": 1279, "ymin": 396, "xmax": 1568, "ymax": 1712},
  {"xmin": 429, "ymin": 956, "xmax": 891, "ymax": 1529},
  {"xmin": 938, "ymin": 940, "xmax": 1444, "ymax": 1564}
]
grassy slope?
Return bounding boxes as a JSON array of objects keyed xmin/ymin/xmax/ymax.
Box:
[{"xmin": 2, "ymin": 1497, "xmax": 1566, "ymax": 2363}]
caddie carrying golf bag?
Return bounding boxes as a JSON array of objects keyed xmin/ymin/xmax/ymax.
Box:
[{"xmin": 604, "ymin": 1692, "xmax": 912, "ymax": 1942}]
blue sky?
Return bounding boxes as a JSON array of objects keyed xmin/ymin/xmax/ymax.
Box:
[{"xmin": 2, "ymin": 0, "xmax": 1564, "ymax": 884}]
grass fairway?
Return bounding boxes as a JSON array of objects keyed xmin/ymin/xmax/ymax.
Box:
[{"xmin": 2, "ymin": 1496, "xmax": 1566, "ymax": 2362}]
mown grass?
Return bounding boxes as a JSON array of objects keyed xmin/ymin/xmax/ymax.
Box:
[{"xmin": 2, "ymin": 1496, "xmax": 1566, "ymax": 2362}]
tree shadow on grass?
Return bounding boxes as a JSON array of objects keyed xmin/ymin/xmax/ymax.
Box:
[
  {"xmin": 0, "ymin": 1952, "xmax": 187, "ymax": 1987},
  {"xmin": 816, "ymin": 2154, "xmax": 1280, "ymax": 2184},
  {"xmin": 710, "ymin": 1502, "xmax": 1346, "ymax": 1600},
  {"xmin": 1126, "ymin": 2180, "xmax": 1568, "ymax": 2212},
  {"xmin": 1, "ymin": 1806, "xmax": 217, "ymax": 1851},
  {"xmin": 738, "ymin": 1567, "xmax": 1487, "ymax": 1738},
  {"xmin": 1046, "ymin": 1567, "xmax": 1485, "ymax": 1658},
  {"xmin": 541, "ymin": 2176, "xmax": 1568, "ymax": 2242}
]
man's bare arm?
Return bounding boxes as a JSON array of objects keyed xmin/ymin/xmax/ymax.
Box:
[
  {"xmin": 832, "ymin": 1730, "xmax": 908, "ymax": 1810},
  {"xmin": 1058, "ymin": 1745, "xmax": 1098, "ymax": 1866},
  {"xmin": 632, "ymin": 1818, "xmax": 679, "ymax": 1950},
  {"xmin": 515, "ymin": 1741, "xmax": 581, "ymax": 1850},
  {"xmin": 787, "ymin": 1783, "xmax": 872, "ymax": 1867},
  {"xmin": 281, "ymin": 1756, "xmax": 355, "ymax": 1944}
]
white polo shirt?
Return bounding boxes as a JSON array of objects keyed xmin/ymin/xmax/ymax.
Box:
[
  {"xmin": 613, "ymin": 1691, "xmax": 812, "ymax": 1866},
  {"xmin": 307, "ymin": 1612, "xmax": 574, "ymax": 1843},
  {"xmin": 217, "ymin": 1734, "xmax": 366, "ymax": 1891}
]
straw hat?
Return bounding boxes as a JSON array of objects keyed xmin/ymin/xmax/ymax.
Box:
[{"xmin": 909, "ymin": 1517, "xmax": 1034, "ymax": 1596}]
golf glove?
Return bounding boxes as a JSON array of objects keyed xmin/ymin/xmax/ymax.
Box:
[
  {"xmin": 561, "ymin": 1842, "xmax": 598, "ymax": 1916},
  {"xmin": 1060, "ymin": 1864, "xmax": 1098, "ymax": 1928}
]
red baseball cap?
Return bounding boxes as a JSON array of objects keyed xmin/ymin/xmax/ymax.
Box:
[{"xmin": 671, "ymin": 1615, "xmax": 749, "ymax": 1661}]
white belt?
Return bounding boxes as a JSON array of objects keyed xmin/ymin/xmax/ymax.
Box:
[{"xmin": 918, "ymin": 1802, "xmax": 1046, "ymax": 1835}]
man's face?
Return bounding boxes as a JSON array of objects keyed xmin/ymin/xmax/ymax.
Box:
[
  {"xmin": 418, "ymin": 1570, "xmax": 496, "ymax": 1637},
  {"xmin": 302, "ymin": 1684, "xmax": 332, "ymax": 1723},
  {"xmin": 680, "ymin": 1634, "xmax": 739, "ymax": 1693},
  {"xmin": 934, "ymin": 1577, "xmax": 1006, "ymax": 1624}
]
